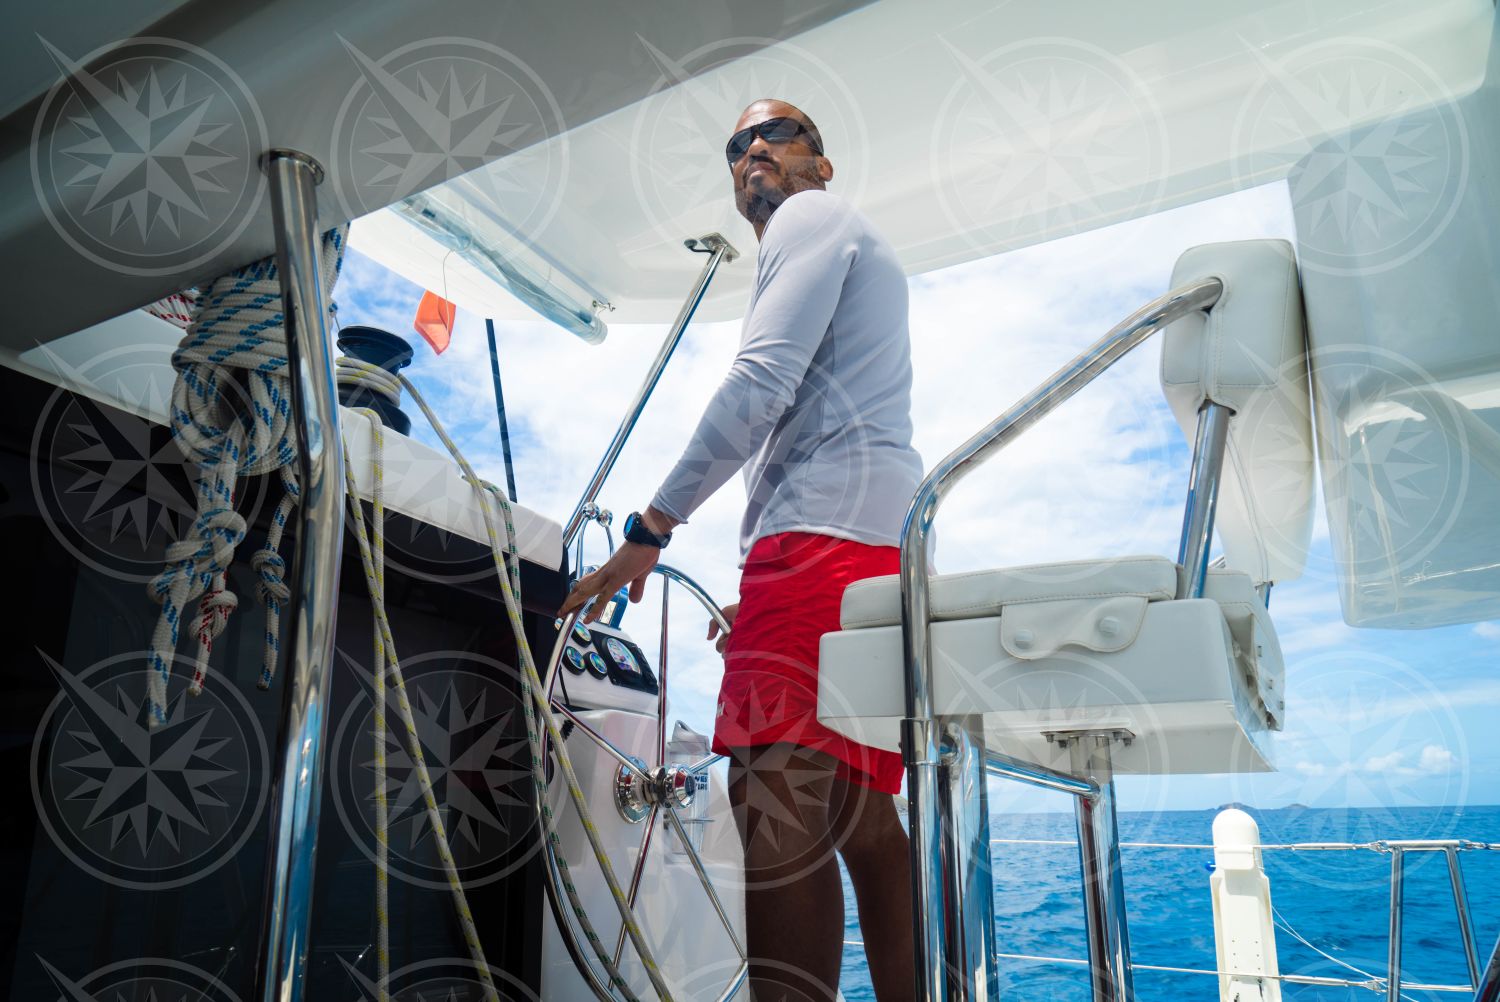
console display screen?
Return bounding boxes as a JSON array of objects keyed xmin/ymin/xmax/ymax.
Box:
[{"xmin": 605, "ymin": 637, "xmax": 639, "ymax": 674}]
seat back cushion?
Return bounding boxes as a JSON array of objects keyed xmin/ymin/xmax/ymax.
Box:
[{"xmin": 1161, "ymin": 239, "xmax": 1316, "ymax": 585}]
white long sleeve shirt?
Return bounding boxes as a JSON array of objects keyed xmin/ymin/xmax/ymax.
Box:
[{"xmin": 649, "ymin": 188, "xmax": 923, "ymax": 563}]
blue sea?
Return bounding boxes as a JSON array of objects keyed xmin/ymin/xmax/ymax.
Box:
[{"xmin": 838, "ymin": 805, "xmax": 1500, "ymax": 1000}]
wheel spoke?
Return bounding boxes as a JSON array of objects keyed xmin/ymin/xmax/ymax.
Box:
[
  {"xmin": 663, "ymin": 803, "xmax": 746, "ymax": 960},
  {"xmin": 551, "ymin": 702, "xmax": 649, "ymax": 781},
  {"xmin": 655, "ymin": 575, "xmax": 670, "ymax": 769},
  {"xmin": 687, "ymin": 753, "xmax": 724, "ymax": 773},
  {"xmin": 612, "ymin": 804, "xmax": 661, "ymax": 967}
]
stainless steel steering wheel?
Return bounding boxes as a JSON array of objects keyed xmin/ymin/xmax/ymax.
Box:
[{"xmin": 538, "ymin": 563, "xmax": 747, "ymax": 1002}]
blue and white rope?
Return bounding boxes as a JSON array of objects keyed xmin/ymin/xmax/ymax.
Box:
[{"xmin": 145, "ymin": 227, "xmax": 347, "ymax": 726}]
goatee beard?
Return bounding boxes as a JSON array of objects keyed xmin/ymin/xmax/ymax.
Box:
[{"xmin": 738, "ymin": 170, "xmax": 823, "ymax": 229}]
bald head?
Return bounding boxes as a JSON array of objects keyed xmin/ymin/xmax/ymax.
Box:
[{"xmin": 728, "ymin": 99, "xmax": 833, "ymax": 237}]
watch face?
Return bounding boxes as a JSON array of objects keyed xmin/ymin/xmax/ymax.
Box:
[{"xmin": 605, "ymin": 637, "xmax": 639, "ymax": 674}]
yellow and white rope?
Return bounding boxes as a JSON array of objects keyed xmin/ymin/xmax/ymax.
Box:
[
  {"xmin": 397, "ymin": 374, "xmax": 676, "ymax": 1002},
  {"xmin": 366, "ymin": 417, "xmax": 392, "ymax": 1002},
  {"xmin": 341, "ymin": 412, "xmax": 496, "ymax": 1002}
]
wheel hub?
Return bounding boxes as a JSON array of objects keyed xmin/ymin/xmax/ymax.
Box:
[{"xmin": 615, "ymin": 759, "xmax": 697, "ymax": 823}]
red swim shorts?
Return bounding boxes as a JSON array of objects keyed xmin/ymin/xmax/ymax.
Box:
[{"xmin": 711, "ymin": 530, "xmax": 905, "ymax": 795}]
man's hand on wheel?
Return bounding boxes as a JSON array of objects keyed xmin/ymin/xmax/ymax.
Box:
[
  {"xmin": 559, "ymin": 542, "xmax": 662, "ymax": 625},
  {"xmin": 707, "ymin": 602, "xmax": 739, "ymax": 654}
]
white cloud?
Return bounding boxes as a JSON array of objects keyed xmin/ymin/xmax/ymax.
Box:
[
  {"xmin": 1360, "ymin": 745, "xmax": 1455, "ymax": 777},
  {"xmin": 1417, "ymin": 745, "xmax": 1456, "ymax": 772},
  {"xmin": 1474, "ymin": 622, "xmax": 1500, "ymax": 642},
  {"xmin": 1362, "ymin": 751, "xmax": 1405, "ymax": 773}
]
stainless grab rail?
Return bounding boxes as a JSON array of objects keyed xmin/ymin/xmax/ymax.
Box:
[
  {"xmin": 897, "ymin": 278, "xmax": 1224, "ymax": 1002},
  {"xmin": 256, "ymin": 150, "xmax": 346, "ymax": 1002},
  {"xmin": 1378, "ymin": 841, "xmax": 1487, "ymax": 1000},
  {"xmin": 561, "ymin": 235, "xmax": 738, "ymax": 550}
]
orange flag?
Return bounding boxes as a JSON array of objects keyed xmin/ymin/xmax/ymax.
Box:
[{"xmin": 413, "ymin": 290, "xmax": 457, "ymax": 354}]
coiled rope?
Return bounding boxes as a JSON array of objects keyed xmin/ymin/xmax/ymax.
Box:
[
  {"xmin": 145, "ymin": 227, "xmax": 347, "ymax": 726},
  {"xmin": 339, "ymin": 357, "xmax": 675, "ymax": 1001}
]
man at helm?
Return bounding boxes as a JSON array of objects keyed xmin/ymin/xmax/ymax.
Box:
[{"xmin": 562, "ymin": 98, "xmax": 921, "ymax": 1002}]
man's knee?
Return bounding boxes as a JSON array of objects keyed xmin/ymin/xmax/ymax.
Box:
[{"xmin": 831, "ymin": 783, "xmax": 907, "ymax": 863}]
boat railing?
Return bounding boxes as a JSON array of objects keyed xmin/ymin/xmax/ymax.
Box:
[{"xmin": 975, "ymin": 834, "xmax": 1499, "ymax": 999}]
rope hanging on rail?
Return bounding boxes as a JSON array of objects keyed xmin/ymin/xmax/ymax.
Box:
[
  {"xmin": 337, "ymin": 357, "xmax": 673, "ymax": 1000},
  {"xmin": 144, "ymin": 227, "xmax": 347, "ymax": 727},
  {"xmin": 394, "ymin": 370, "xmax": 677, "ymax": 1001}
]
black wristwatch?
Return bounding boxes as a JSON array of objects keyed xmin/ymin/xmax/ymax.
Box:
[{"xmin": 623, "ymin": 511, "xmax": 672, "ymax": 548}]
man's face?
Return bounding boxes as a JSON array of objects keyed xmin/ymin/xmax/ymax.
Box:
[{"xmin": 728, "ymin": 102, "xmax": 829, "ymax": 227}]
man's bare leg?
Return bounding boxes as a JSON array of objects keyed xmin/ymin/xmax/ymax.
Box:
[
  {"xmin": 728, "ymin": 744, "xmax": 843, "ymax": 1002},
  {"xmin": 831, "ymin": 775, "xmax": 916, "ymax": 1001}
]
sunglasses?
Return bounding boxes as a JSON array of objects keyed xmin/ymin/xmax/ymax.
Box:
[{"xmin": 724, "ymin": 116, "xmax": 823, "ymax": 166}]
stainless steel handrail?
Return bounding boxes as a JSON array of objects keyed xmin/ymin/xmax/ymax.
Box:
[
  {"xmin": 897, "ymin": 278, "xmax": 1224, "ymax": 1002},
  {"xmin": 562, "ymin": 235, "xmax": 738, "ymax": 549},
  {"xmin": 1381, "ymin": 841, "xmax": 1487, "ymax": 999},
  {"xmin": 984, "ymin": 752, "xmax": 1099, "ymax": 802},
  {"xmin": 256, "ymin": 150, "xmax": 346, "ymax": 1002},
  {"xmin": 1448, "ymin": 847, "xmax": 1483, "ymax": 990},
  {"xmin": 1388, "ymin": 847, "xmax": 1406, "ymax": 1002},
  {"xmin": 1176, "ymin": 401, "xmax": 1234, "ymax": 598}
]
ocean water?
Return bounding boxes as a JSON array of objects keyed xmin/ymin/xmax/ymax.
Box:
[{"xmin": 837, "ymin": 805, "xmax": 1500, "ymax": 1000}]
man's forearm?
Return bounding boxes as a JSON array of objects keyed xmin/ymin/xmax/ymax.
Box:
[{"xmin": 642, "ymin": 504, "xmax": 681, "ymax": 537}]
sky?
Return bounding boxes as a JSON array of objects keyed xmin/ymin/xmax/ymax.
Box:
[{"xmin": 336, "ymin": 179, "xmax": 1499, "ymax": 817}]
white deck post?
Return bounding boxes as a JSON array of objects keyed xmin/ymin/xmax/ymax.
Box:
[{"xmin": 1210, "ymin": 808, "xmax": 1282, "ymax": 1002}]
